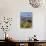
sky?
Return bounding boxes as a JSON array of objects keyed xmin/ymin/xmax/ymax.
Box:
[{"xmin": 20, "ymin": 12, "xmax": 32, "ymax": 17}]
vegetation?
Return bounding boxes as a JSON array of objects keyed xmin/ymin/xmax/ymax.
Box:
[{"xmin": 20, "ymin": 20, "xmax": 32, "ymax": 28}]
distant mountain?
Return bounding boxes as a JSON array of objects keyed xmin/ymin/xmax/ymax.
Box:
[{"xmin": 21, "ymin": 16, "xmax": 32, "ymax": 21}]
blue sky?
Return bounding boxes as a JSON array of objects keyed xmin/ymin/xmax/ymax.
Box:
[{"xmin": 21, "ymin": 12, "xmax": 32, "ymax": 17}]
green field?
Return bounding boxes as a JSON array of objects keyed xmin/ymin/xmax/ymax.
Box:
[{"xmin": 20, "ymin": 21, "xmax": 32, "ymax": 28}]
